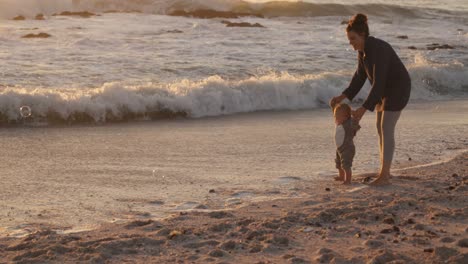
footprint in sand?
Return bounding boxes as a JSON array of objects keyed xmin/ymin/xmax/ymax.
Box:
[
  {"xmin": 231, "ymin": 191, "xmax": 255, "ymax": 198},
  {"xmin": 148, "ymin": 200, "xmax": 164, "ymax": 206},
  {"xmin": 347, "ymin": 184, "xmax": 369, "ymax": 193},
  {"xmin": 174, "ymin": 202, "xmax": 200, "ymax": 210},
  {"xmin": 275, "ymin": 176, "xmax": 302, "ymax": 184},
  {"xmin": 225, "ymin": 191, "xmax": 256, "ymax": 206}
]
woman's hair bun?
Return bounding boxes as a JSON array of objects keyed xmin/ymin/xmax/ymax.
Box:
[
  {"xmin": 346, "ymin": 13, "xmax": 369, "ymax": 37},
  {"xmin": 350, "ymin": 13, "xmax": 367, "ymax": 26}
]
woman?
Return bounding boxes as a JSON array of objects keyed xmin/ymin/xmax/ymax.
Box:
[{"xmin": 330, "ymin": 14, "xmax": 411, "ymax": 186}]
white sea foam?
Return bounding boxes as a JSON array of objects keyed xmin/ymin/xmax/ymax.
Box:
[{"xmin": 408, "ymin": 53, "xmax": 468, "ymax": 98}]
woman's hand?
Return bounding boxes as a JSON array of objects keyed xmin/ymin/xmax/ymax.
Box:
[
  {"xmin": 352, "ymin": 106, "xmax": 367, "ymax": 121},
  {"xmin": 329, "ymin": 94, "xmax": 347, "ymax": 108}
]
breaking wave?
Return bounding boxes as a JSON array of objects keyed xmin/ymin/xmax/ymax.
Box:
[{"xmin": 1, "ymin": 59, "xmax": 467, "ymax": 126}]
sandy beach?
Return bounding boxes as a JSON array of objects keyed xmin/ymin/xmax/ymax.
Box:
[{"xmin": 1, "ymin": 150, "xmax": 466, "ymax": 263}]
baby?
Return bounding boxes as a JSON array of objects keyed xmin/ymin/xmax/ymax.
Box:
[{"xmin": 331, "ymin": 102, "xmax": 361, "ymax": 184}]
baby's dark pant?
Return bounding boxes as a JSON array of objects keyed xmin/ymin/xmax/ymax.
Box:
[{"xmin": 335, "ymin": 145, "xmax": 355, "ymax": 170}]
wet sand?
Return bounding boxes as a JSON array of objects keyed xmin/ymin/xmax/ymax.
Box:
[{"xmin": 1, "ymin": 152, "xmax": 466, "ymax": 263}]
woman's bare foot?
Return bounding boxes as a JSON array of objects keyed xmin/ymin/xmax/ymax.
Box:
[
  {"xmin": 369, "ymin": 175, "xmax": 391, "ymax": 186},
  {"xmin": 372, "ymin": 173, "xmax": 393, "ymax": 179},
  {"xmin": 343, "ymin": 180, "xmax": 352, "ymax": 185}
]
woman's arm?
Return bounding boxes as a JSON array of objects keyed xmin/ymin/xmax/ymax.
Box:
[
  {"xmin": 342, "ymin": 53, "xmax": 367, "ymax": 101},
  {"xmin": 352, "ymin": 106, "xmax": 366, "ymax": 121},
  {"xmin": 330, "ymin": 53, "xmax": 367, "ymax": 108}
]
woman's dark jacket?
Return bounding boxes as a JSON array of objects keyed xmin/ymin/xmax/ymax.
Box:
[{"xmin": 343, "ymin": 36, "xmax": 411, "ymax": 111}]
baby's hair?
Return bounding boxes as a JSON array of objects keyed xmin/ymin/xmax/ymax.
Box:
[{"xmin": 334, "ymin": 103, "xmax": 351, "ymax": 117}]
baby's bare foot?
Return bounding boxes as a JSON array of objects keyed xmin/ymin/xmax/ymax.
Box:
[{"xmin": 334, "ymin": 176, "xmax": 344, "ymax": 181}]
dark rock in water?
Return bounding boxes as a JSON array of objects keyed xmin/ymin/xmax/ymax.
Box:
[
  {"xmin": 166, "ymin": 29, "xmax": 183, "ymax": 34},
  {"xmin": 426, "ymin": 43, "xmax": 454, "ymax": 50},
  {"xmin": 325, "ymin": 188, "xmax": 331, "ymax": 192},
  {"xmin": 13, "ymin": 15, "xmax": 26, "ymax": 20},
  {"xmin": 21, "ymin": 33, "xmax": 52, "ymax": 38},
  {"xmin": 169, "ymin": 9, "xmax": 263, "ymax": 19},
  {"xmin": 408, "ymin": 46, "xmax": 417, "ymax": 50},
  {"xmin": 424, "ymin": 248, "xmax": 434, "ymax": 253},
  {"xmin": 221, "ymin": 20, "xmax": 265, "ymax": 28},
  {"xmin": 452, "ymin": 173, "xmax": 459, "ymax": 178},
  {"xmin": 53, "ymin": 11, "xmax": 96, "ymax": 18},
  {"xmin": 397, "ymin": 35, "xmax": 409, "ymax": 39},
  {"xmin": 35, "ymin": 14, "xmax": 45, "ymax": 20},
  {"xmin": 209, "ymin": 189, "xmax": 215, "ymax": 193}
]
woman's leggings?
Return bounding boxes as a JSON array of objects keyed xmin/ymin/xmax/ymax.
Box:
[{"xmin": 376, "ymin": 111, "xmax": 401, "ymax": 167}]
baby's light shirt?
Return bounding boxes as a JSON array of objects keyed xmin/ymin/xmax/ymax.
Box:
[{"xmin": 334, "ymin": 118, "xmax": 361, "ymax": 149}]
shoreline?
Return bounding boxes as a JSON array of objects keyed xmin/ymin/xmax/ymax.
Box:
[
  {"xmin": 1, "ymin": 97, "xmax": 467, "ymax": 128},
  {"xmin": 1, "ymin": 152, "xmax": 466, "ymax": 263}
]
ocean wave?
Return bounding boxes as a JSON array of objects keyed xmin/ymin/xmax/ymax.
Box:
[
  {"xmin": 1, "ymin": 0, "xmax": 466, "ymax": 20},
  {"xmin": 1, "ymin": 61, "xmax": 466, "ymax": 126}
]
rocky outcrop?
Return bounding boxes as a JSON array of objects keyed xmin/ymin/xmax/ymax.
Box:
[
  {"xmin": 13, "ymin": 15, "xmax": 26, "ymax": 20},
  {"xmin": 53, "ymin": 11, "xmax": 96, "ymax": 18},
  {"xmin": 221, "ymin": 20, "xmax": 265, "ymax": 28},
  {"xmin": 35, "ymin": 14, "xmax": 45, "ymax": 20},
  {"xmin": 21, "ymin": 33, "xmax": 52, "ymax": 38}
]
